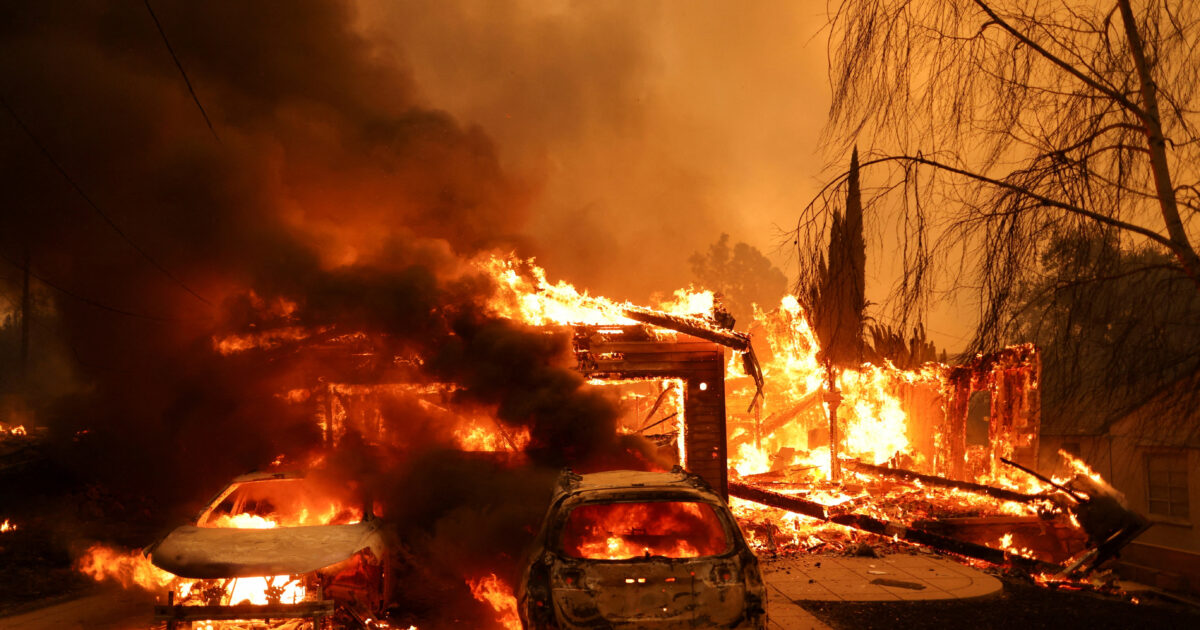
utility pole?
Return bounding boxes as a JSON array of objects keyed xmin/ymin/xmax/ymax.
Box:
[{"xmin": 20, "ymin": 247, "xmax": 30, "ymax": 380}]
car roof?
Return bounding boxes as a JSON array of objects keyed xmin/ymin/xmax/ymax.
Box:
[
  {"xmin": 228, "ymin": 470, "xmax": 305, "ymax": 483},
  {"xmin": 556, "ymin": 468, "xmax": 717, "ymax": 499}
]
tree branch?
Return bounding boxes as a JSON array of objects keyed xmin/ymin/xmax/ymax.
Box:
[
  {"xmin": 857, "ymin": 153, "xmax": 1178, "ymax": 251},
  {"xmin": 970, "ymin": 0, "xmax": 1148, "ymax": 121}
]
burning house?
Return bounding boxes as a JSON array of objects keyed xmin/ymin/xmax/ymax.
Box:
[{"xmin": 55, "ymin": 254, "xmax": 1154, "ymax": 629}]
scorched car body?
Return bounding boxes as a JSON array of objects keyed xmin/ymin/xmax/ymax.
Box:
[
  {"xmin": 147, "ymin": 470, "xmax": 391, "ymax": 629},
  {"xmin": 518, "ymin": 468, "xmax": 767, "ymax": 629}
]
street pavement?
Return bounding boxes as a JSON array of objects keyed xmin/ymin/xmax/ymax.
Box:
[
  {"xmin": 0, "ymin": 554, "xmax": 1001, "ymax": 629},
  {"xmin": 762, "ymin": 552, "xmax": 1003, "ymax": 629}
]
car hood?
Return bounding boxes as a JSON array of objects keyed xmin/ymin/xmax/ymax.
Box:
[{"xmin": 148, "ymin": 521, "xmax": 382, "ymax": 579}]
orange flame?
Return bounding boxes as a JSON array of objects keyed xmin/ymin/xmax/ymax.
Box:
[
  {"xmin": 77, "ymin": 544, "xmax": 175, "ymax": 591},
  {"xmin": 467, "ymin": 573, "xmax": 521, "ymax": 630},
  {"xmin": 561, "ymin": 501, "xmax": 728, "ymax": 560}
]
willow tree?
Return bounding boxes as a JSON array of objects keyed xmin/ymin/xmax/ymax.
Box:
[{"xmin": 795, "ymin": 0, "xmax": 1200, "ymax": 418}]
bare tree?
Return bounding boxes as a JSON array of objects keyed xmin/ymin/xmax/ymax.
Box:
[{"xmin": 795, "ymin": 0, "xmax": 1200, "ymax": 358}]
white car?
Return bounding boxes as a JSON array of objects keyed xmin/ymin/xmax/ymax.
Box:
[{"xmin": 147, "ymin": 470, "xmax": 391, "ymax": 629}]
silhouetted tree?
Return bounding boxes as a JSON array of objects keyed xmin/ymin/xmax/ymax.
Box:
[
  {"xmin": 689, "ymin": 233, "xmax": 788, "ymax": 327},
  {"xmin": 800, "ymin": 147, "xmax": 867, "ymax": 480},
  {"xmin": 865, "ymin": 322, "xmax": 943, "ymax": 371},
  {"xmin": 795, "ymin": 0, "xmax": 1200, "ymax": 348},
  {"xmin": 1010, "ymin": 232, "xmax": 1200, "ymax": 425},
  {"xmin": 794, "ymin": 0, "xmax": 1200, "ymax": 428}
]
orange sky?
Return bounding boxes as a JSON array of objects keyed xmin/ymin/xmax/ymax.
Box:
[{"xmin": 358, "ymin": 1, "xmax": 976, "ymax": 351}]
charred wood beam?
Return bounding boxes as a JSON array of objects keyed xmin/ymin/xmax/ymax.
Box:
[
  {"xmin": 155, "ymin": 601, "xmax": 335, "ymax": 622},
  {"xmin": 1000, "ymin": 457, "xmax": 1086, "ymax": 503},
  {"xmin": 639, "ymin": 384, "xmax": 674, "ymax": 428},
  {"xmin": 620, "ymin": 306, "xmax": 765, "ymax": 410},
  {"xmin": 621, "ymin": 307, "xmax": 751, "ymax": 351},
  {"xmin": 728, "ymin": 481, "xmax": 1059, "ymax": 573},
  {"xmin": 740, "ymin": 464, "xmax": 819, "ymax": 482},
  {"xmin": 759, "ymin": 390, "xmax": 822, "ymax": 435},
  {"xmin": 844, "ymin": 459, "xmax": 1046, "ymax": 504},
  {"xmin": 1063, "ymin": 515, "xmax": 1152, "ymax": 577},
  {"xmin": 638, "ymin": 412, "xmax": 678, "ymax": 434},
  {"xmin": 728, "ymin": 481, "xmax": 828, "ymax": 520}
]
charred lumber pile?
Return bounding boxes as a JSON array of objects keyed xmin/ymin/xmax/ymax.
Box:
[
  {"xmin": 731, "ymin": 456, "xmax": 1150, "ymax": 579},
  {"xmin": 729, "ymin": 481, "xmax": 1059, "ymax": 574}
]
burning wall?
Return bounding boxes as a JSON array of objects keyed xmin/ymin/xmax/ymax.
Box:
[{"xmin": 572, "ymin": 325, "xmax": 729, "ymax": 496}]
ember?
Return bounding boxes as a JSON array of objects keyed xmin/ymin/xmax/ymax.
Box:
[{"xmin": 0, "ymin": 423, "xmax": 26, "ymax": 437}]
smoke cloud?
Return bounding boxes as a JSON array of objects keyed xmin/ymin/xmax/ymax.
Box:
[{"xmin": 0, "ymin": 2, "xmax": 822, "ymax": 625}]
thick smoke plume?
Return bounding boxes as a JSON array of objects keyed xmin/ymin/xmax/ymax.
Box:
[{"xmin": 0, "ymin": 2, "xmax": 659, "ymax": 626}]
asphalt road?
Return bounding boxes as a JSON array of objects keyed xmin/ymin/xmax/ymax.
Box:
[
  {"xmin": 1, "ymin": 579, "xmax": 833, "ymax": 630},
  {"xmin": 0, "ymin": 585, "xmax": 156, "ymax": 630}
]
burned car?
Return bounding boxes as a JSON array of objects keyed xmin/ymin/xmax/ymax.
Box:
[
  {"xmin": 147, "ymin": 470, "xmax": 391, "ymax": 629},
  {"xmin": 518, "ymin": 468, "xmax": 766, "ymax": 629}
]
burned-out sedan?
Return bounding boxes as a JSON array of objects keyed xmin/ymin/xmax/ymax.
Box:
[
  {"xmin": 147, "ymin": 470, "xmax": 392, "ymax": 629},
  {"xmin": 518, "ymin": 468, "xmax": 767, "ymax": 629}
]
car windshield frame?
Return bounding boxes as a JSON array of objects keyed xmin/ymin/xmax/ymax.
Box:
[
  {"xmin": 196, "ymin": 476, "xmax": 362, "ymax": 528},
  {"xmin": 552, "ymin": 494, "xmax": 736, "ymax": 561}
]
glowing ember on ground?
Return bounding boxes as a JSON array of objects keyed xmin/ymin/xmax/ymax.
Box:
[{"xmin": 467, "ymin": 573, "xmax": 521, "ymax": 630}]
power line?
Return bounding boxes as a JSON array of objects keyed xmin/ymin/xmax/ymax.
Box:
[
  {"xmin": 142, "ymin": 0, "xmax": 221, "ymax": 143},
  {"xmin": 0, "ymin": 94, "xmax": 214, "ymax": 307},
  {"xmin": 0, "ymin": 251, "xmax": 182, "ymax": 323}
]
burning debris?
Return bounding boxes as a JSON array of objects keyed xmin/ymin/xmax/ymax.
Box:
[
  {"xmin": 484, "ymin": 262, "xmax": 1149, "ymax": 585},
  {"xmin": 61, "ymin": 255, "xmax": 1151, "ymax": 628}
]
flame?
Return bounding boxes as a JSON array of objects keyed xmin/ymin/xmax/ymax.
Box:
[
  {"xmin": 79, "ymin": 544, "xmax": 309, "ymax": 623},
  {"xmin": 225, "ymin": 575, "xmax": 306, "ymax": 606},
  {"xmin": 0, "ymin": 519, "xmax": 16, "ymax": 533},
  {"xmin": 1, "ymin": 424, "xmax": 27, "ymax": 436},
  {"xmin": 1058, "ymin": 449, "xmax": 1106, "ymax": 487},
  {"xmin": 207, "ymin": 513, "xmax": 279, "ymax": 529},
  {"xmin": 561, "ymin": 501, "xmax": 728, "ymax": 560},
  {"xmin": 476, "ymin": 259, "xmax": 1094, "ymax": 567},
  {"xmin": 728, "ymin": 296, "xmax": 934, "ymax": 480},
  {"xmin": 454, "ymin": 420, "xmax": 532, "ymax": 452},
  {"xmin": 467, "ymin": 573, "xmax": 521, "ymax": 630},
  {"xmin": 213, "ymin": 326, "xmax": 316, "ymax": 355},
  {"xmin": 77, "ymin": 544, "xmax": 175, "ymax": 591},
  {"xmin": 480, "ymin": 255, "xmax": 713, "ymax": 325},
  {"xmin": 198, "ymin": 478, "xmax": 363, "ymax": 529}
]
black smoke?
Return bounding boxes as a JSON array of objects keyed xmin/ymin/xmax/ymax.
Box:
[{"xmin": 0, "ymin": 3, "xmax": 658, "ymax": 626}]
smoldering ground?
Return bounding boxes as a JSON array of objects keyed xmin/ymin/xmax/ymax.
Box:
[{"xmin": 0, "ymin": 2, "xmax": 663, "ymax": 626}]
